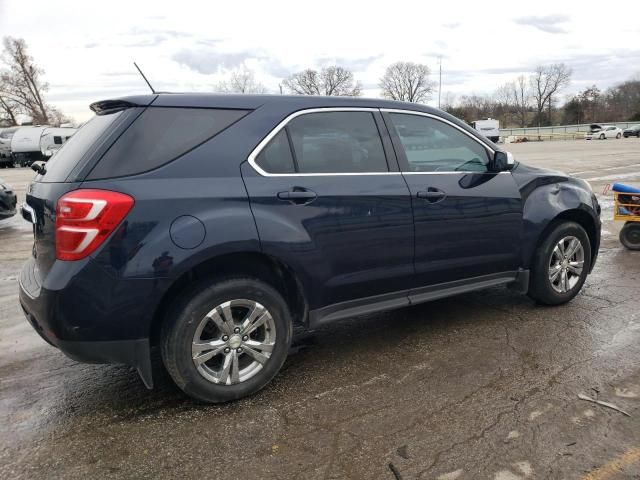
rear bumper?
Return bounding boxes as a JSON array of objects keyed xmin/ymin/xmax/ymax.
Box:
[
  {"xmin": 20, "ymin": 300, "xmax": 153, "ymax": 387},
  {"xmin": 18, "ymin": 256, "xmax": 162, "ymax": 388}
]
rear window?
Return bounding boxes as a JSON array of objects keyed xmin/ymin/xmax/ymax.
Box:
[
  {"xmin": 43, "ymin": 111, "xmax": 123, "ymax": 182},
  {"xmin": 88, "ymin": 107, "xmax": 248, "ymax": 179}
]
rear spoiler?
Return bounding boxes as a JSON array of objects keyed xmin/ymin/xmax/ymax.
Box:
[
  {"xmin": 89, "ymin": 100, "xmax": 140, "ymax": 115},
  {"xmin": 90, "ymin": 95, "xmax": 157, "ymax": 115}
]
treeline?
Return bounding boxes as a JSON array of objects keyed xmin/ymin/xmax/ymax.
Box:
[
  {"xmin": 443, "ymin": 65, "xmax": 640, "ymax": 128},
  {"xmin": 563, "ymin": 81, "xmax": 640, "ymax": 124}
]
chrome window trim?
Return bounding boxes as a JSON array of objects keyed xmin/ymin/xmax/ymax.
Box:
[
  {"xmin": 247, "ymin": 107, "xmax": 397, "ymax": 177},
  {"xmin": 246, "ymin": 107, "xmax": 501, "ymax": 177}
]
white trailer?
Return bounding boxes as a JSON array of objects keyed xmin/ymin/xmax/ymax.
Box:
[
  {"xmin": 40, "ymin": 127, "xmax": 77, "ymax": 158},
  {"xmin": 472, "ymin": 118, "xmax": 500, "ymax": 143},
  {"xmin": 0, "ymin": 127, "xmax": 19, "ymax": 164},
  {"xmin": 10, "ymin": 126, "xmax": 47, "ymax": 166}
]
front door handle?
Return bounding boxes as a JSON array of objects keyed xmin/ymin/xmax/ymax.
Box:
[
  {"xmin": 277, "ymin": 188, "xmax": 317, "ymax": 204},
  {"xmin": 416, "ymin": 188, "xmax": 446, "ymax": 203}
]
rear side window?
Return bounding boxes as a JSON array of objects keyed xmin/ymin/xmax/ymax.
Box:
[
  {"xmin": 43, "ymin": 111, "xmax": 123, "ymax": 182},
  {"xmin": 53, "ymin": 136, "xmax": 62, "ymax": 145},
  {"xmin": 254, "ymin": 111, "xmax": 388, "ymax": 174},
  {"xmin": 88, "ymin": 107, "xmax": 248, "ymax": 179}
]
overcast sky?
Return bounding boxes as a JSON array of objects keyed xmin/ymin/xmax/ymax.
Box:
[{"xmin": 1, "ymin": 0, "xmax": 639, "ymax": 122}]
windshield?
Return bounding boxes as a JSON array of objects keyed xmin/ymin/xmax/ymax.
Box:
[{"xmin": 41, "ymin": 111, "xmax": 122, "ymax": 182}]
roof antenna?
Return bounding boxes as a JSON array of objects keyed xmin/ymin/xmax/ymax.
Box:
[{"xmin": 134, "ymin": 62, "xmax": 156, "ymax": 94}]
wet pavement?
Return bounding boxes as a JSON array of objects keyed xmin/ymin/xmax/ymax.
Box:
[{"xmin": 1, "ymin": 139, "xmax": 640, "ymax": 479}]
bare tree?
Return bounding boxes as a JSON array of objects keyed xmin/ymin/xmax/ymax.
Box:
[
  {"xmin": 530, "ymin": 63, "xmax": 572, "ymax": 126},
  {"xmin": 379, "ymin": 62, "xmax": 435, "ymax": 103},
  {"xmin": 216, "ymin": 66, "xmax": 266, "ymax": 94},
  {"xmin": 282, "ymin": 66, "xmax": 361, "ymax": 96},
  {"xmin": 0, "ymin": 86, "xmax": 20, "ymax": 126},
  {"xmin": 0, "ymin": 37, "xmax": 51, "ymax": 124},
  {"xmin": 512, "ymin": 75, "xmax": 531, "ymax": 127}
]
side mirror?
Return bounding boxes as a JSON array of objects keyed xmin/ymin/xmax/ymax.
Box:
[{"xmin": 493, "ymin": 151, "xmax": 515, "ymax": 171}]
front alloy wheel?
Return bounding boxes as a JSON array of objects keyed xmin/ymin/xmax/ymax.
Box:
[
  {"xmin": 548, "ymin": 236, "xmax": 584, "ymax": 293},
  {"xmin": 528, "ymin": 221, "xmax": 591, "ymax": 305}
]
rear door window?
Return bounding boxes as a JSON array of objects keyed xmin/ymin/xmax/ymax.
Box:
[
  {"xmin": 252, "ymin": 111, "xmax": 388, "ymax": 174},
  {"xmin": 288, "ymin": 112, "xmax": 388, "ymax": 173},
  {"xmin": 88, "ymin": 107, "xmax": 249, "ymax": 179},
  {"xmin": 255, "ymin": 130, "xmax": 296, "ymax": 173}
]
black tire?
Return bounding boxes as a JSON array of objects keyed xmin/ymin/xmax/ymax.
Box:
[
  {"xmin": 616, "ymin": 133, "xmax": 622, "ymax": 139},
  {"xmin": 161, "ymin": 277, "xmax": 292, "ymax": 403},
  {"xmin": 619, "ymin": 222, "xmax": 640, "ymax": 250},
  {"xmin": 528, "ymin": 221, "xmax": 592, "ymax": 305},
  {"xmin": 599, "ymin": 133, "xmax": 606, "ymax": 140}
]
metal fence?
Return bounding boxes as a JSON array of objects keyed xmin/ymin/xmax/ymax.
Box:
[{"xmin": 500, "ymin": 122, "xmax": 638, "ymax": 137}]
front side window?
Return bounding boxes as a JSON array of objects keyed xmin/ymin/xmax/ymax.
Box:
[
  {"xmin": 254, "ymin": 111, "xmax": 388, "ymax": 174},
  {"xmin": 389, "ymin": 113, "xmax": 490, "ymax": 173},
  {"xmin": 54, "ymin": 136, "xmax": 62, "ymax": 145}
]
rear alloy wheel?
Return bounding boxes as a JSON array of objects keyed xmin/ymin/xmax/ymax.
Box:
[
  {"xmin": 528, "ymin": 221, "xmax": 591, "ymax": 305},
  {"xmin": 191, "ymin": 299, "xmax": 277, "ymax": 385},
  {"xmin": 161, "ymin": 278, "xmax": 292, "ymax": 403},
  {"xmin": 616, "ymin": 133, "xmax": 622, "ymax": 139},
  {"xmin": 600, "ymin": 133, "xmax": 606, "ymax": 140},
  {"xmin": 620, "ymin": 222, "xmax": 640, "ymax": 250}
]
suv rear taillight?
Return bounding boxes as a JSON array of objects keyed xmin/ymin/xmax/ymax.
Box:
[{"xmin": 55, "ymin": 189, "xmax": 134, "ymax": 261}]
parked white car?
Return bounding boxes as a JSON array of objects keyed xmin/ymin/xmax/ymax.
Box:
[{"xmin": 585, "ymin": 124, "xmax": 623, "ymax": 140}]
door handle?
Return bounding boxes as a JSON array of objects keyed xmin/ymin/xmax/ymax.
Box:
[
  {"xmin": 277, "ymin": 188, "xmax": 317, "ymax": 204},
  {"xmin": 416, "ymin": 188, "xmax": 446, "ymax": 203}
]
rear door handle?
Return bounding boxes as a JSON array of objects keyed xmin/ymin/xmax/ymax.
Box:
[
  {"xmin": 277, "ymin": 188, "xmax": 317, "ymax": 204},
  {"xmin": 416, "ymin": 188, "xmax": 446, "ymax": 203}
]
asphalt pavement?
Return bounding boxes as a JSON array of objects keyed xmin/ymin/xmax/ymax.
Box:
[{"xmin": 1, "ymin": 138, "xmax": 639, "ymax": 479}]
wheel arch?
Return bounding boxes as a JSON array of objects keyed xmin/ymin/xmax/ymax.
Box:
[
  {"xmin": 149, "ymin": 251, "xmax": 308, "ymax": 346},
  {"xmin": 529, "ymin": 208, "xmax": 599, "ymax": 272}
]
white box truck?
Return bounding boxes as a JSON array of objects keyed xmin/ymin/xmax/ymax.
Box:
[{"xmin": 472, "ymin": 118, "xmax": 500, "ymax": 143}]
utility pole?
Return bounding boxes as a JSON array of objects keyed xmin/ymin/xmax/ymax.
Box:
[{"xmin": 438, "ymin": 56, "xmax": 442, "ymax": 109}]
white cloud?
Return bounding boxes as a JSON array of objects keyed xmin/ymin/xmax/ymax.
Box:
[{"xmin": 0, "ymin": 0, "xmax": 638, "ymax": 121}]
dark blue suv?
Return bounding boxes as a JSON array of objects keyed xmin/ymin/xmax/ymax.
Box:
[{"xmin": 19, "ymin": 94, "xmax": 601, "ymax": 402}]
